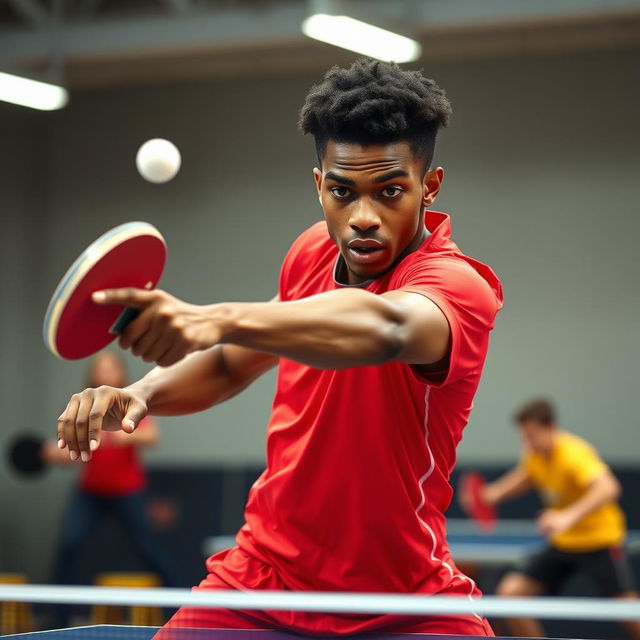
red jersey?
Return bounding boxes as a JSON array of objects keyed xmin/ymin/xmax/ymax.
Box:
[
  {"xmin": 207, "ymin": 212, "xmax": 502, "ymax": 631},
  {"xmin": 80, "ymin": 417, "xmax": 153, "ymax": 496}
]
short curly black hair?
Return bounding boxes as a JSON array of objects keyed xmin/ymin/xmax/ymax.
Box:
[{"xmin": 299, "ymin": 58, "xmax": 452, "ymax": 170}]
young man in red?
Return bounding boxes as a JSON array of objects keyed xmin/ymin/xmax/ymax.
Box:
[{"xmin": 57, "ymin": 59, "xmax": 503, "ymax": 636}]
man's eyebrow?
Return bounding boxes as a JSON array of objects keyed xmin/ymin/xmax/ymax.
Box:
[
  {"xmin": 324, "ymin": 171, "xmax": 356, "ymax": 186},
  {"xmin": 374, "ymin": 169, "xmax": 410, "ymax": 183}
]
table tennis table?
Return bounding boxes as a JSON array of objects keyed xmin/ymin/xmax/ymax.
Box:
[
  {"xmin": 0, "ymin": 625, "xmax": 581, "ymax": 640},
  {"xmin": 202, "ymin": 520, "xmax": 640, "ymax": 568}
]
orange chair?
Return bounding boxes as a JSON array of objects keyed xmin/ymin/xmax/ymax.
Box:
[
  {"xmin": 92, "ymin": 572, "xmax": 163, "ymax": 626},
  {"xmin": 0, "ymin": 573, "xmax": 34, "ymax": 634}
]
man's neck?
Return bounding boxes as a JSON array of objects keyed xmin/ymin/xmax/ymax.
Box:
[
  {"xmin": 541, "ymin": 431, "xmax": 559, "ymax": 459},
  {"xmin": 398, "ymin": 225, "xmax": 430, "ymax": 263},
  {"xmin": 335, "ymin": 222, "xmax": 430, "ymax": 287}
]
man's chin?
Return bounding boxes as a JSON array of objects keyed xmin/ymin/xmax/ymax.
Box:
[{"xmin": 345, "ymin": 259, "xmax": 390, "ymax": 283}]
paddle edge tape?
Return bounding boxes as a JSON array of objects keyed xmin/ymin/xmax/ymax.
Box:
[{"xmin": 43, "ymin": 221, "xmax": 166, "ymax": 359}]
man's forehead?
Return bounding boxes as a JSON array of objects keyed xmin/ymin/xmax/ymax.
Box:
[{"xmin": 323, "ymin": 139, "xmax": 415, "ymax": 171}]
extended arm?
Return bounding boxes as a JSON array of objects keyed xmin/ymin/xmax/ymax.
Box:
[
  {"xmin": 100, "ymin": 286, "xmax": 451, "ymax": 369},
  {"xmin": 482, "ymin": 466, "xmax": 533, "ymax": 507},
  {"xmin": 220, "ymin": 288, "xmax": 449, "ymax": 368},
  {"xmin": 59, "ymin": 287, "xmax": 447, "ymax": 461}
]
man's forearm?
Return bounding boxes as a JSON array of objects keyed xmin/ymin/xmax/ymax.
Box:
[
  {"xmin": 128, "ymin": 344, "xmax": 275, "ymax": 416},
  {"xmin": 219, "ymin": 288, "xmax": 406, "ymax": 369},
  {"xmin": 564, "ymin": 473, "xmax": 621, "ymax": 524},
  {"xmin": 484, "ymin": 467, "xmax": 532, "ymax": 506}
]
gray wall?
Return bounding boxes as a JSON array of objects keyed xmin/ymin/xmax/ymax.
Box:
[{"xmin": 1, "ymin": 46, "xmax": 639, "ymax": 579}]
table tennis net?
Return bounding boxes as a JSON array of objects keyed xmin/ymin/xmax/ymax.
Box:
[{"xmin": 1, "ymin": 583, "xmax": 639, "ymax": 640}]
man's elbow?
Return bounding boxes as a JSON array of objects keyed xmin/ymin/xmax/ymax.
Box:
[
  {"xmin": 598, "ymin": 472, "xmax": 622, "ymax": 501},
  {"xmin": 381, "ymin": 324, "xmax": 405, "ymax": 362},
  {"xmin": 378, "ymin": 316, "xmax": 446, "ymax": 366},
  {"xmin": 609, "ymin": 475, "xmax": 623, "ymax": 501},
  {"xmin": 362, "ymin": 298, "xmax": 406, "ymax": 364}
]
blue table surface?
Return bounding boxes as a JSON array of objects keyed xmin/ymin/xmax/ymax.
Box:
[{"xmin": 0, "ymin": 626, "xmax": 579, "ymax": 640}]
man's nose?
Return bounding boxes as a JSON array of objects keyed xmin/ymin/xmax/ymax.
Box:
[{"xmin": 349, "ymin": 201, "xmax": 381, "ymax": 232}]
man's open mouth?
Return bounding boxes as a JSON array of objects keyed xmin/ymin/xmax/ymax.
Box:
[
  {"xmin": 346, "ymin": 239, "xmax": 386, "ymax": 264},
  {"xmin": 350, "ymin": 246, "xmax": 380, "ymax": 254}
]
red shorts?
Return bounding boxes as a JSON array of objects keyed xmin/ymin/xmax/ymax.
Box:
[{"xmin": 154, "ymin": 546, "xmax": 495, "ymax": 638}]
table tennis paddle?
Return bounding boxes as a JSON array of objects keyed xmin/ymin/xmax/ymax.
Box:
[
  {"xmin": 459, "ymin": 471, "xmax": 496, "ymax": 532},
  {"xmin": 43, "ymin": 221, "xmax": 166, "ymax": 360},
  {"xmin": 7, "ymin": 434, "xmax": 46, "ymax": 477}
]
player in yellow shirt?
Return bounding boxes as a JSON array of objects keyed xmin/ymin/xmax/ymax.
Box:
[{"xmin": 482, "ymin": 398, "xmax": 640, "ymax": 638}]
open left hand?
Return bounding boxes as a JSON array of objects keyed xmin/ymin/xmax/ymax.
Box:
[
  {"xmin": 93, "ymin": 288, "xmax": 224, "ymax": 366},
  {"xmin": 536, "ymin": 509, "xmax": 576, "ymax": 538}
]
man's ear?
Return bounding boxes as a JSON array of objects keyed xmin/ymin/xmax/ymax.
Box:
[
  {"xmin": 423, "ymin": 167, "xmax": 444, "ymax": 207},
  {"xmin": 313, "ymin": 167, "xmax": 322, "ymax": 204},
  {"xmin": 313, "ymin": 168, "xmax": 322, "ymax": 203}
]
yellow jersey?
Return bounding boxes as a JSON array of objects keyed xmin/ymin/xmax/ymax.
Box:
[{"xmin": 522, "ymin": 431, "xmax": 625, "ymax": 551}]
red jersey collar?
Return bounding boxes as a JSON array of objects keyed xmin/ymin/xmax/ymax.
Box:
[{"xmin": 420, "ymin": 210, "xmax": 452, "ymax": 252}]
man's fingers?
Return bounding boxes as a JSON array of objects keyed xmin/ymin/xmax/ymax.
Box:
[
  {"xmin": 127, "ymin": 311, "xmax": 165, "ymax": 359},
  {"xmin": 156, "ymin": 341, "xmax": 188, "ymax": 368},
  {"xmin": 87, "ymin": 390, "xmax": 113, "ymax": 453},
  {"xmin": 143, "ymin": 338, "xmax": 177, "ymax": 365},
  {"xmin": 137, "ymin": 327, "xmax": 180, "ymax": 364},
  {"xmin": 119, "ymin": 306, "xmax": 156, "ymax": 351},
  {"xmin": 75, "ymin": 394, "xmax": 94, "ymax": 462},
  {"xmin": 59, "ymin": 395, "xmax": 80, "ymax": 461},
  {"xmin": 92, "ymin": 287, "xmax": 157, "ymax": 307},
  {"xmin": 56, "ymin": 416, "xmax": 67, "ymax": 450}
]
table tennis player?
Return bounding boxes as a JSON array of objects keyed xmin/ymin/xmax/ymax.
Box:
[
  {"xmin": 56, "ymin": 59, "xmax": 503, "ymax": 636},
  {"xmin": 47, "ymin": 351, "xmax": 174, "ymax": 621},
  {"xmin": 478, "ymin": 398, "xmax": 640, "ymax": 638}
]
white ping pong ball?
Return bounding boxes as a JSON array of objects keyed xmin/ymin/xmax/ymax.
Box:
[{"xmin": 136, "ymin": 138, "xmax": 181, "ymax": 184}]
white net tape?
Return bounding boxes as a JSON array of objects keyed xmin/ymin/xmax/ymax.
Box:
[{"xmin": 1, "ymin": 585, "xmax": 639, "ymax": 621}]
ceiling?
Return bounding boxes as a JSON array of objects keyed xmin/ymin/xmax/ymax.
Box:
[{"xmin": 1, "ymin": 0, "xmax": 639, "ymax": 88}]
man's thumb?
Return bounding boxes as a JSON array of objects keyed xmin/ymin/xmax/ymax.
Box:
[{"xmin": 122, "ymin": 405, "xmax": 147, "ymax": 433}]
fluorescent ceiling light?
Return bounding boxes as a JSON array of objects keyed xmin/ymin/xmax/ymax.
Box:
[
  {"xmin": 302, "ymin": 13, "xmax": 421, "ymax": 63},
  {"xmin": 0, "ymin": 71, "xmax": 68, "ymax": 111}
]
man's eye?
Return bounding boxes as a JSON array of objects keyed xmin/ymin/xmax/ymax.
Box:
[
  {"xmin": 381, "ymin": 186, "xmax": 403, "ymax": 198},
  {"xmin": 330, "ymin": 187, "xmax": 351, "ymax": 198}
]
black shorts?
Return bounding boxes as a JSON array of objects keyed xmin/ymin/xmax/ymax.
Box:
[{"xmin": 517, "ymin": 544, "xmax": 636, "ymax": 597}]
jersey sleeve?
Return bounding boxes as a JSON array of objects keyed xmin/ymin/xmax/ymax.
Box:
[
  {"xmin": 564, "ymin": 441, "xmax": 609, "ymax": 488},
  {"xmin": 393, "ymin": 256, "xmax": 501, "ymax": 386},
  {"xmin": 278, "ymin": 222, "xmax": 328, "ymax": 302}
]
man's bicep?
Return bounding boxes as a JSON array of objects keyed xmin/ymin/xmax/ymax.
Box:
[{"xmin": 381, "ymin": 289, "xmax": 451, "ymax": 365}]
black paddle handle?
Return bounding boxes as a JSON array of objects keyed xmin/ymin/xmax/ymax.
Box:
[{"xmin": 110, "ymin": 306, "xmax": 140, "ymax": 334}]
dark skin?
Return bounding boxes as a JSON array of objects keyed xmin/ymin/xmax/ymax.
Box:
[
  {"xmin": 315, "ymin": 141, "xmax": 439, "ymax": 285},
  {"xmin": 56, "ymin": 140, "xmax": 450, "ymax": 461}
]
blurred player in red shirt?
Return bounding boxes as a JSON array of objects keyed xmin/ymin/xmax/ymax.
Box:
[
  {"xmin": 58, "ymin": 59, "xmax": 503, "ymax": 636},
  {"xmin": 47, "ymin": 351, "xmax": 174, "ymax": 601}
]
